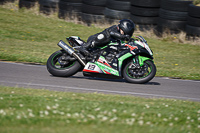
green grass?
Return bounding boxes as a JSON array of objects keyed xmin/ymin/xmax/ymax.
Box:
[
  {"xmin": 0, "ymin": 86, "xmax": 200, "ymax": 133},
  {"xmin": 0, "ymin": 3, "xmax": 200, "ymax": 80},
  {"xmin": 193, "ymin": 0, "xmax": 200, "ymax": 5}
]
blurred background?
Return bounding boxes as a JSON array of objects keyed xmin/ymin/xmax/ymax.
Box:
[{"xmin": 1, "ymin": 0, "xmax": 200, "ymax": 40}]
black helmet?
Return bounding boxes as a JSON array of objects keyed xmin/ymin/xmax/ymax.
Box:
[{"xmin": 118, "ymin": 19, "xmax": 135, "ymax": 37}]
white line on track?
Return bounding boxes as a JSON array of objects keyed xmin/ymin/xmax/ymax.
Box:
[{"xmin": 0, "ymin": 80, "xmax": 200, "ymax": 101}]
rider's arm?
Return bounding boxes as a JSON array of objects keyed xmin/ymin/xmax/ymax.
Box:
[
  {"xmin": 110, "ymin": 31, "xmax": 130, "ymax": 41},
  {"xmin": 110, "ymin": 31, "xmax": 123, "ymax": 39}
]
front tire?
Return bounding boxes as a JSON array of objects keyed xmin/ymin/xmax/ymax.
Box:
[
  {"xmin": 123, "ymin": 60, "xmax": 156, "ymax": 84},
  {"xmin": 47, "ymin": 50, "xmax": 82, "ymax": 77}
]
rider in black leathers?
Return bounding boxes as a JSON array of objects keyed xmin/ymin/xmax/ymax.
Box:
[{"xmin": 79, "ymin": 19, "xmax": 135, "ymax": 55}]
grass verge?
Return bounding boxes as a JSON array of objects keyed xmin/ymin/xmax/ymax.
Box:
[
  {"xmin": 0, "ymin": 2, "xmax": 200, "ymax": 80},
  {"xmin": 0, "ymin": 86, "xmax": 200, "ymax": 133}
]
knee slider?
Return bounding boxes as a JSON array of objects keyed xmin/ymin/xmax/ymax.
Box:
[{"xmin": 97, "ymin": 34, "xmax": 105, "ymax": 41}]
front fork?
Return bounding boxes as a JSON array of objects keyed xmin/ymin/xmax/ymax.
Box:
[{"xmin": 132, "ymin": 56, "xmax": 140, "ymax": 69}]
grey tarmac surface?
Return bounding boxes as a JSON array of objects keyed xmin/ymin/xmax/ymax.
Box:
[{"xmin": 0, "ymin": 61, "xmax": 200, "ymax": 102}]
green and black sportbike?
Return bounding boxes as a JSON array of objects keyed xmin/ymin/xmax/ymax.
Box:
[{"xmin": 47, "ymin": 36, "xmax": 156, "ymax": 84}]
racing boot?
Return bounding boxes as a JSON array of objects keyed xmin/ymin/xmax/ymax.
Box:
[{"xmin": 79, "ymin": 42, "xmax": 91, "ymax": 56}]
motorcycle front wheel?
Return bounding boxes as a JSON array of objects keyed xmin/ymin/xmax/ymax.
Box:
[
  {"xmin": 123, "ymin": 60, "xmax": 156, "ymax": 84},
  {"xmin": 47, "ymin": 50, "xmax": 81, "ymax": 77}
]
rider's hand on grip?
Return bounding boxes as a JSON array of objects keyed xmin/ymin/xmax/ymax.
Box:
[{"xmin": 123, "ymin": 35, "xmax": 130, "ymax": 41}]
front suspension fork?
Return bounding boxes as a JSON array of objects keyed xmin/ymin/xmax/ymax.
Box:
[{"xmin": 132, "ymin": 55, "xmax": 140, "ymax": 68}]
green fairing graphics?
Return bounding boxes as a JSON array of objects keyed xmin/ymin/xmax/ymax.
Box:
[
  {"xmin": 94, "ymin": 40, "xmax": 152, "ymax": 77},
  {"xmin": 138, "ymin": 56, "xmax": 152, "ymax": 66},
  {"xmin": 95, "ymin": 61, "xmax": 119, "ymax": 76},
  {"xmin": 118, "ymin": 53, "xmax": 132, "ymax": 67}
]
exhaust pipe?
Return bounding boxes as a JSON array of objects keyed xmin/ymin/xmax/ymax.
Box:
[{"xmin": 57, "ymin": 40, "xmax": 86, "ymax": 66}]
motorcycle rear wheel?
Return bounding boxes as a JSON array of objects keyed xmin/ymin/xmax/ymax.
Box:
[
  {"xmin": 123, "ymin": 60, "xmax": 156, "ymax": 84},
  {"xmin": 47, "ymin": 50, "xmax": 81, "ymax": 77}
]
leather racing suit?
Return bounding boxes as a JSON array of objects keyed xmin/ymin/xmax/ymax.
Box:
[{"xmin": 80, "ymin": 25, "xmax": 130, "ymax": 55}]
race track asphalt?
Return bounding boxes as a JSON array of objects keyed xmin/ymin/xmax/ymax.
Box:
[{"xmin": 0, "ymin": 61, "xmax": 200, "ymax": 102}]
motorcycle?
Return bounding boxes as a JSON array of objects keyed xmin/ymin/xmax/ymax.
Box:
[{"xmin": 46, "ymin": 36, "xmax": 156, "ymax": 84}]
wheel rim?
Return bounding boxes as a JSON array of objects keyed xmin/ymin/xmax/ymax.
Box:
[
  {"xmin": 126, "ymin": 62, "xmax": 152, "ymax": 79},
  {"xmin": 51, "ymin": 52, "xmax": 75, "ymax": 69}
]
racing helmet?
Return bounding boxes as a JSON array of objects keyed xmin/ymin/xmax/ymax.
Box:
[{"xmin": 118, "ymin": 19, "xmax": 135, "ymax": 37}]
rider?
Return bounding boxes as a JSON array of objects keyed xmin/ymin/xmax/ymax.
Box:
[{"xmin": 79, "ymin": 19, "xmax": 135, "ymax": 55}]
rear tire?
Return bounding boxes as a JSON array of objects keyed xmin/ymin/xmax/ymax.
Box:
[
  {"xmin": 123, "ymin": 60, "xmax": 156, "ymax": 84},
  {"xmin": 47, "ymin": 50, "xmax": 81, "ymax": 77}
]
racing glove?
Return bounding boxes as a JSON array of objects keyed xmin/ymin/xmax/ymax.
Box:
[
  {"xmin": 122, "ymin": 35, "xmax": 130, "ymax": 41},
  {"xmin": 110, "ymin": 31, "xmax": 130, "ymax": 41}
]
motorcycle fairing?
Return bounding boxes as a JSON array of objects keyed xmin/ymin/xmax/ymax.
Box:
[
  {"xmin": 97, "ymin": 56, "xmax": 112, "ymax": 68},
  {"xmin": 83, "ymin": 53, "xmax": 132, "ymax": 77},
  {"xmin": 134, "ymin": 40, "xmax": 153, "ymax": 56},
  {"xmin": 95, "ymin": 60, "xmax": 119, "ymax": 76},
  {"xmin": 83, "ymin": 39, "xmax": 153, "ymax": 78},
  {"xmin": 118, "ymin": 52, "xmax": 132, "ymax": 76},
  {"xmin": 83, "ymin": 56, "xmax": 119, "ymax": 76},
  {"xmin": 83, "ymin": 50, "xmax": 152, "ymax": 77},
  {"xmin": 83, "ymin": 62, "xmax": 103, "ymax": 73},
  {"xmin": 67, "ymin": 36, "xmax": 85, "ymax": 46}
]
